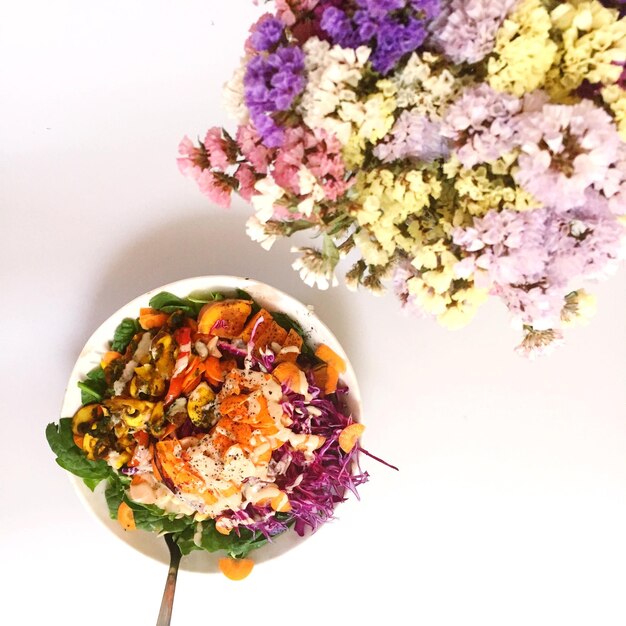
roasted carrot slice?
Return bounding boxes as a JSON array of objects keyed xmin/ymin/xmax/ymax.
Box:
[
  {"xmin": 315, "ymin": 343, "xmax": 346, "ymax": 373},
  {"xmin": 139, "ymin": 307, "xmax": 169, "ymax": 330},
  {"xmin": 117, "ymin": 502, "xmax": 136, "ymax": 531},
  {"xmin": 204, "ymin": 356, "xmax": 223, "ymax": 384},
  {"xmin": 73, "ymin": 434, "xmax": 84, "ymax": 449},
  {"xmin": 338, "ymin": 423, "xmax": 365, "ymax": 453},
  {"xmin": 219, "ymin": 557, "xmax": 254, "ymax": 581}
]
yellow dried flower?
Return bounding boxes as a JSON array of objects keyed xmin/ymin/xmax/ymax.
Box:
[{"xmin": 488, "ymin": 0, "xmax": 557, "ymax": 97}]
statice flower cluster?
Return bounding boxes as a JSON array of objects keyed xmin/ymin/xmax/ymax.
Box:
[
  {"xmin": 321, "ymin": 0, "xmax": 441, "ymax": 75},
  {"xmin": 244, "ymin": 16, "xmax": 307, "ymax": 146},
  {"xmin": 181, "ymin": 0, "xmax": 626, "ymax": 356}
]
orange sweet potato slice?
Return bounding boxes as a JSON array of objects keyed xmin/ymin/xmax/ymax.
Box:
[
  {"xmin": 197, "ymin": 299, "xmax": 252, "ymax": 338},
  {"xmin": 117, "ymin": 502, "xmax": 136, "ymax": 531},
  {"xmin": 240, "ymin": 309, "xmax": 272, "ymax": 342},
  {"xmin": 315, "ymin": 343, "xmax": 347, "ymax": 373},
  {"xmin": 139, "ymin": 308, "xmax": 170, "ymax": 330},
  {"xmin": 338, "ymin": 423, "xmax": 365, "ymax": 453},
  {"xmin": 219, "ymin": 557, "xmax": 254, "ymax": 581},
  {"xmin": 274, "ymin": 329, "xmax": 303, "ymax": 364},
  {"xmin": 272, "ymin": 362, "xmax": 304, "ymax": 391}
]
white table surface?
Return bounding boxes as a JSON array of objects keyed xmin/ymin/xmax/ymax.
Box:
[{"xmin": 2, "ymin": 2, "xmax": 626, "ymax": 625}]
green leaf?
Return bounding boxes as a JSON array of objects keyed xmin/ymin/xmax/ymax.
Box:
[
  {"xmin": 148, "ymin": 291, "xmax": 205, "ymax": 316},
  {"xmin": 186, "ymin": 290, "xmax": 225, "ymax": 304},
  {"xmin": 77, "ymin": 366, "xmax": 108, "ymax": 405},
  {"xmin": 173, "ymin": 520, "xmax": 274, "ymax": 558},
  {"xmin": 111, "ymin": 317, "xmax": 141, "ymax": 352},
  {"xmin": 82, "ymin": 476, "xmax": 104, "ymax": 492},
  {"xmin": 46, "ymin": 418, "xmax": 112, "ymax": 481},
  {"xmin": 322, "ymin": 234, "xmax": 340, "ymax": 270},
  {"xmin": 104, "ymin": 473, "xmax": 131, "ymax": 518},
  {"xmin": 124, "ymin": 499, "xmax": 194, "ymax": 533}
]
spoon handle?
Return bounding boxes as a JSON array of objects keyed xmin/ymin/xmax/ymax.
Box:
[{"xmin": 156, "ymin": 537, "xmax": 182, "ymax": 626}]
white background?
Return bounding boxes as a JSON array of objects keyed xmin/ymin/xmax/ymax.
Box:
[{"xmin": 2, "ymin": 2, "xmax": 625, "ymax": 625}]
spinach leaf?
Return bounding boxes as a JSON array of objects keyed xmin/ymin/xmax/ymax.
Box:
[
  {"xmin": 103, "ymin": 472, "xmax": 131, "ymax": 519},
  {"xmin": 173, "ymin": 520, "xmax": 273, "ymax": 558},
  {"xmin": 148, "ymin": 291, "xmax": 205, "ymax": 317},
  {"xmin": 111, "ymin": 317, "xmax": 141, "ymax": 352},
  {"xmin": 123, "ymin": 499, "xmax": 194, "ymax": 534},
  {"xmin": 77, "ymin": 366, "xmax": 108, "ymax": 405},
  {"xmin": 46, "ymin": 418, "xmax": 111, "ymax": 489},
  {"xmin": 186, "ymin": 290, "xmax": 225, "ymax": 304}
]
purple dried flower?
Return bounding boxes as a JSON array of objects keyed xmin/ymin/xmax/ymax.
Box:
[
  {"xmin": 442, "ymin": 83, "xmax": 521, "ymax": 167},
  {"xmin": 453, "ymin": 199, "xmax": 626, "ymax": 328},
  {"xmin": 321, "ymin": 0, "xmax": 441, "ymax": 75},
  {"xmin": 250, "ymin": 16, "xmax": 285, "ymax": 52},
  {"xmin": 513, "ymin": 99, "xmax": 623, "ymax": 211},
  {"xmin": 244, "ymin": 45, "xmax": 306, "ymax": 147},
  {"xmin": 430, "ymin": 0, "xmax": 517, "ymax": 64},
  {"xmin": 375, "ymin": 110, "xmax": 450, "ymax": 162}
]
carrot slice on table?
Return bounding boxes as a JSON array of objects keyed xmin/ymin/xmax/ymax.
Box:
[
  {"xmin": 219, "ymin": 557, "xmax": 254, "ymax": 581},
  {"xmin": 338, "ymin": 423, "xmax": 365, "ymax": 453},
  {"xmin": 315, "ymin": 343, "xmax": 346, "ymax": 373},
  {"xmin": 117, "ymin": 502, "xmax": 136, "ymax": 531}
]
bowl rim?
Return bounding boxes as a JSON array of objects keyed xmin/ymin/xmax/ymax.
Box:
[{"xmin": 61, "ymin": 275, "xmax": 362, "ymax": 572}]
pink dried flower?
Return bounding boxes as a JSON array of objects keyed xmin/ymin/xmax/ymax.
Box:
[
  {"xmin": 237, "ymin": 124, "xmax": 274, "ymax": 174},
  {"xmin": 235, "ymin": 164, "xmax": 258, "ymax": 201},
  {"xmin": 203, "ymin": 127, "xmax": 232, "ymax": 170},
  {"xmin": 177, "ymin": 136, "xmax": 209, "ymax": 181},
  {"xmin": 197, "ymin": 170, "xmax": 233, "ymax": 208}
]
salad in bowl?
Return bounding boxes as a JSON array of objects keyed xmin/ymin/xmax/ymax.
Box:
[{"xmin": 47, "ymin": 277, "xmax": 389, "ymax": 579}]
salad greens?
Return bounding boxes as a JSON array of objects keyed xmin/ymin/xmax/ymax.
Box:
[{"xmin": 47, "ymin": 288, "xmax": 372, "ymax": 567}]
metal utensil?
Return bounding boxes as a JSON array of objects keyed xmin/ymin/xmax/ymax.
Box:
[{"xmin": 156, "ymin": 534, "xmax": 182, "ymax": 626}]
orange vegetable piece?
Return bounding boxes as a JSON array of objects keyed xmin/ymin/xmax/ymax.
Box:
[
  {"xmin": 271, "ymin": 491, "xmax": 291, "ymax": 513},
  {"xmin": 219, "ymin": 557, "xmax": 254, "ymax": 581},
  {"xmin": 117, "ymin": 502, "xmax": 136, "ymax": 531},
  {"xmin": 100, "ymin": 350, "xmax": 122, "ymax": 368},
  {"xmin": 215, "ymin": 517, "xmax": 232, "ymax": 536},
  {"xmin": 133, "ymin": 430, "xmax": 150, "ymax": 447},
  {"xmin": 204, "ymin": 356, "xmax": 223, "ymax": 385},
  {"xmin": 275, "ymin": 329, "xmax": 303, "ymax": 364},
  {"xmin": 338, "ymin": 423, "xmax": 365, "ymax": 453},
  {"xmin": 197, "ymin": 299, "xmax": 252, "ymax": 338},
  {"xmin": 315, "ymin": 343, "xmax": 346, "ymax": 373},
  {"xmin": 139, "ymin": 307, "xmax": 169, "ymax": 330},
  {"xmin": 325, "ymin": 365, "xmax": 339, "ymax": 395},
  {"xmin": 240, "ymin": 309, "xmax": 272, "ymax": 342},
  {"xmin": 73, "ymin": 434, "xmax": 84, "ymax": 449},
  {"xmin": 272, "ymin": 362, "xmax": 304, "ymax": 391}
]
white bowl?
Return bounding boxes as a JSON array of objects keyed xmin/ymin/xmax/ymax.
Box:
[{"xmin": 61, "ymin": 276, "xmax": 361, "ymax": 572}]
